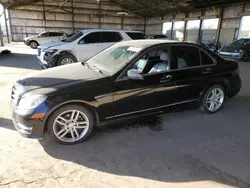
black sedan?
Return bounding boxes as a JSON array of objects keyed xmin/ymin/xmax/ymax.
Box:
[
  {"xmin": 219, "ymin": 38, "xmax": 250, "ymax": 62},
  {"xmin": 11, "ymin": 40, "xmax": 241, "ymax": 144}
]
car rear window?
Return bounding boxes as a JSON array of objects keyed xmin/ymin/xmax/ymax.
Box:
[{"xmin": 126, "ymin": 32, "xmax": 145, "ymax": 40}]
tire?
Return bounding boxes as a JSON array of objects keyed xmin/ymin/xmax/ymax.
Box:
[
  {"xmin": 47, "ymin": 104, "xmax": 94, "ymax": 145},
  {"xmin": 57, "ymin": 54, "xmax": 77, "ymax": 66},
  {"xmin": 29, "ymin": 41, "xmax": 38, "ymax": 49},
  {"xmin": 200, "ymin": 84, "xmax": 225, "ymax": 114},
  {"xmin": 242, "ymin": 51, "xmax": 250, "ymax": 62}
]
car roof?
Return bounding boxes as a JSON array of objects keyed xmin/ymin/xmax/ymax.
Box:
[
  {"xmin": 79, "ymin": 29, "xmax": 142, "ymax": 33},
  {"xmin": 117, "ymin": 39, "xmax": 199, "ymax": 48}
]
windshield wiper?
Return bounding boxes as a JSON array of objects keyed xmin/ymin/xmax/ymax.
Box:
[
  {"xmin": 92, "ymin": 65, "xmax": 105, "ymax": 74},
  {"xmin": 84, "ymin": 62, "xmax": 104, "ymax": 74}
]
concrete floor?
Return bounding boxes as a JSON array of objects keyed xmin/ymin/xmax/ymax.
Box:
[{"xmin": 0, "ymin": 44, "xmax": 250, "ymax": 188}]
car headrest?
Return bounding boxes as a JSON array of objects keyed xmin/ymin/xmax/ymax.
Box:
[
  {"xmin": 137, "ymin": 59, "xmax": 147, "ymax": 71},
  {"xmin": 160, "ymin": 52, "xmax": 168, "ymax": 61}
]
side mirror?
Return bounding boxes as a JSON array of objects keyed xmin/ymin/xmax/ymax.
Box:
[{"xmin": 127, "ymin": 69, "xmax": 144, "ymax": 80}]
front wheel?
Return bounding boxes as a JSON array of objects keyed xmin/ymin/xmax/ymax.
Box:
[
  {"xmin": 29, "ymin": 41, "xmax": 38, "ymax": 49},
  {"xmin": 200, "ymin": 85, "xmax": 225, "ymax": 114},
  {"xmin": 57, "ymin": 54, "xmax": 76, "ymax": 66},
  {"xmin": 242, "ymin": 51, "xmax": 250, "ymax": 62},
  {"xmin": 47, "ymin": 105, "xmax": 94, "ymax": 145}
]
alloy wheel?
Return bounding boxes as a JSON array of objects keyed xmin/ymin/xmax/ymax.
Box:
[
  {"xmin": 30, "ymin": 42, "xmax": 37, "ymax": 49},
  {"xmin": 61, "ymin": 58, "xmax": 74, "ymax": 65},
  {"xmin": 206, "ymin": 88, "xmax": 224, "ymax": 112},
  {"xmin": 53, "ymin": 110, "xmax": 89, "ymax": 143},
  {"xmin": 243, "ymin": 52, "xmax": 250, "ymax": 62}
]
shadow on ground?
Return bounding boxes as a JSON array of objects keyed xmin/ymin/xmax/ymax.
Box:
[
  {"xmin": 0, "ymin": 117, "xmax": 15, "ymax": 131},
  {"xmin": 38, "ymin": 93, "xmax": 250, "ymax": 188},
  {"xmin": 0, "ymin": 53, "xmax": 40, "ymax": 70}
]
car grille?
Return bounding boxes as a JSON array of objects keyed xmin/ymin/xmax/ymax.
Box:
[
  {"xmin": 11, "ymin": 83, "xmax": 25, "ymax": 106},
  {"xmin": 222, "ymin": 47, "xmax": 236, "ymax": 53},
  {"xmin": 11, "ymin": 85, "xmax": 20, "ymax": 106}
]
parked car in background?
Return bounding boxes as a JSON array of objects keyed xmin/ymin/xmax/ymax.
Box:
[
  {"xmin": 12, "ymin": 40, "xmax": 241, "ymax": 144},
  {"xmin": 219, "ymin": 38, "xmax": 250, "ymax": 62},
  {"xmin": 37, "ymin": 29, "xmax": 145, "ymax": 69},
  {"xmin": 24, "ymin": 31, "xmax": 67, "ymax": 49}
]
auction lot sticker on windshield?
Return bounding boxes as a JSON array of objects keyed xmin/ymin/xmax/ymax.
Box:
[{"xmin": 127, "ymin": 47, "xmax": 142, "ymax": 52}]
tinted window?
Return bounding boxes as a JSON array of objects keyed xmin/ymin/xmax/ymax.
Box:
[
  {"xmin": 171, "ymin": 46, "xmax": 200, "ymax": 69},
  {"xmin": 40, "ymin": 32, "xmax": 49, "ymax": 37},
  {"xmin": 81, "ymin": 32, "xmax": 101, "ymax": 44},
  {"xmin": 64, "ymin": 32, "xmax": 83, "ymax": 43},
  {"xmin": 101, "ymin": 32, "xmax": 122, "ymax": 42},
  {"xmin": 126, "ymin": 32, "xmax": 145, "ymax": 40},
  {"xmin": 51, "ymin": 32, "xmax": 64, "ymax": 36},
  {"xmin": 201, "ymin": 51, "xmax": 214, "ymax": 65},
  {"xmin": 154, "ymin": 35, "xmax": 167, "ymax": 39}
]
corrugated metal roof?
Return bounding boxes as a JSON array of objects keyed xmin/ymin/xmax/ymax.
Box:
[{"xmin": 1, "ymin": 0, "xmax": 249, "ymax": 17}]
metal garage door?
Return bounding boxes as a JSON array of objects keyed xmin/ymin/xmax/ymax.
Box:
[
  {"xmin": 186, "ymin": 30, "xmax": 199, "ymax": 42},
  {"xmin": 219, "ymin": 28, "xmax": 235, "ymax": 46}
]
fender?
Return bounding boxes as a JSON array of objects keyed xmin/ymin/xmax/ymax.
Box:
[
  {"xmin": 43, "ymin": 99, "xmax": 100, "ymax": 130},
  {"xmin": 198, "ymin": 77, "xmax": 231, "ymax": 102},
  {"xmin": 50, "ymin": 50, "xmax": 78, "ymax": 66}
]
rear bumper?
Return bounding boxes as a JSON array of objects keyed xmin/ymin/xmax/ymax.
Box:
[{"xmin": 228, "ymin": 75, "xmax": 241, "ymax": 97}]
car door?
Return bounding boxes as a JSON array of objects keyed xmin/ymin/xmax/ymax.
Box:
[
  {"xmin": 170, "ymin": 44, "xmax": 216, "ymax": 103},
  {"xmin": 109, "ymin": 46, "xmax": 177, "ymax": 119},
  {"xmin": 75, "ymin": 32, "xmax": 102, "ymax": 62}
]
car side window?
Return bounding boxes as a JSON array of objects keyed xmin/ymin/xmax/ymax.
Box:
[
  {"xmin": 243, "ymin": 39, "xmax": 250, "ymax": 45},
  {"xmin": 40, "ymin": 32, "xmax": 49, "ymax": 37},
  {"xmin": 171, "ymin": 46, "xmax": 200, "ymax": 70},
  {"xmin": 79, "ymin": 32, "xmax": 101, "ymax": 44},
  {"xmin": 51, "ymin": 32, "xmax": 63, "ymax": 36},
  {"xmin": 132, "ymin": 48, "xmax": 170, "ymax": 74},
  {"xmin": 201, "ymin": 51, "xmax": 214, "ymax": 65},
  {"xmin": 101, "ymin": 32, "xmax": 122, "ymax": 42}
]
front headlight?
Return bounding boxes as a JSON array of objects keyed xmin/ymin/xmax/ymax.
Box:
[
  {"xmin": 43, "ymin": 49, "xmax": 58, "ymax": 54},
  {"xmin": 18, "ymin": 94, "xmax": 47, "ymax": 110},
  {"xmin": 239, "ymin": 49, "xmax": 243, "ymax": 53}
]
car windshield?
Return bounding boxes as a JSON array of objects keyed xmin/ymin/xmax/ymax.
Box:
[
  {"xmin": 63, "ymin": 31, "xmax": 83, "ymax": 42},
  {"xmin": 85, "ymin": 44, "xmax": 142, "ymax": 75},
  {"xmin": 231, "ymin": 39, "xmax": 250, "ymax": 45}
]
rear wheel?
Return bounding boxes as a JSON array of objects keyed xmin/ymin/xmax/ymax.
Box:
[
  {"xmin": 47, "ymin": 105, "xmax": 94, "ymax": 145},
  {"xmin": 57, "ymin": 54, "xmax": 77, "ymax": 66},
  {"xmin": 29, "ymin": 41, "xmax": 38, "ymax": 49},
  {"xmin": 200, "ymin": 85, "xmax": 225, "ymax": 114},
  {"xmin": 242, "ymin": 51, "xmax": 250, "ymax": 62}
]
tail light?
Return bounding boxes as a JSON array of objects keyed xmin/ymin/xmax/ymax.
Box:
[{"xmin": 236, "ymin": 67, "xmax": 240, "ymax": 74}]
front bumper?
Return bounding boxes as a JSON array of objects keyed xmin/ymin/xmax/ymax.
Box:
[
  {"xmin": 219, "ymin": 52, "xmax": 242, "ymax": 61},
  {"xmin": 37, "ymin": 51, "xmax": 57, "ymax": 69},
  {"xmin": 12, "ymin": 105, "xmax": 46, "ymax": 139}
]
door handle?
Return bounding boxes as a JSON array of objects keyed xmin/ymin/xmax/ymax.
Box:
[{"xmin": 160, "ymin": 75, "xmax": 172, "ymax": 83}]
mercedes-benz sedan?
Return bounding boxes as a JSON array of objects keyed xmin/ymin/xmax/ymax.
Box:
[{"xmin": 11, "ymin": 40, "xmax": 241, "ymax": 144}]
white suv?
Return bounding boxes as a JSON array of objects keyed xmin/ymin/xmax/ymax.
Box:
[
  {"xmin": 24, "ymin": 31, "xmax": 67, "ymax": 49},
  {"xmin": 37, "ymin": 29, "xmax": 145, "ymax": 69}
]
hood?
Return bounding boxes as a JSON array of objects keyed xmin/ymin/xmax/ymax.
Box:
[
  {"xmin": 24, "ymin": 35, "xmax": 37, "ymax": 41},
  {"xmin": 221, "ymin": 45, "xmax": 246, "ymax": 53},
  {"xmin": 17, "ymin": 63, "xmax": 105, "ymax": 93},
  {"xmin": 39, "ymin": 41, "xmax": 65, "ymax": 50}
]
